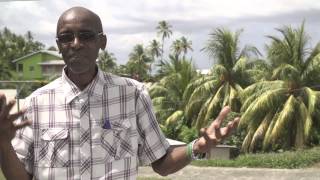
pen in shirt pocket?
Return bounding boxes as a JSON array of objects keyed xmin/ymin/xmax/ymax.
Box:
[{"xmin": 103, "ymin": 118, "xmax": 111, "ymax": 129}]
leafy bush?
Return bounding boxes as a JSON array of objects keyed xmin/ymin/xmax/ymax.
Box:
[{"xmin": 191, "ymin": 146, "xmax": 320, "ymax": 169}]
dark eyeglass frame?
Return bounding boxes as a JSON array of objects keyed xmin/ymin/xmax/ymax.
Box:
[{"xmin": 56, "ymin": 31, "xmax": 103, "ymax": 44}]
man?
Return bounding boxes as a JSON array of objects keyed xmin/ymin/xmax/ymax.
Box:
[{"xmin": 0, "ymin": 7, "xmax": 239, "ymax": 180}]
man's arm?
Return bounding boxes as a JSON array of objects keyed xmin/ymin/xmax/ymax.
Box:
[
  {"xmin": 0, "ymin": 140, "xmax": 32, "ymax": 180},
  {"xmin": 0, "ymin": 94, "xmax": 32, "ymax": 180},
  {"xmin": 151, "ymin": 106, "xmax": 239, "ymax": 176}
]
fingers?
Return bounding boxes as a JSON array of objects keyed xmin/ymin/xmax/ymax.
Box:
[
  {"xmin": 0, "ymin": 93, "xmax": 6, "ymax": 111},
  {"xmin": 0, "ymin": 99, "xmax": 15, "ymax": 120},
  {"xmin": 215, "ymin": 106, "xmax": 231, "ymax": 125},
  {"xmin": 208, "ymin": 106, "xmax": 231, "ymax": 132},
  {"xmin": 8, "ymin": 109, "xmax": 26, "ymax": 122},
  {"xmin": 14, "ymin": 120, "xmax": 32, "ymax": 130},
  {"xmin": 221, "ymin": 117, "xmax": 240, "ymax": 137}
]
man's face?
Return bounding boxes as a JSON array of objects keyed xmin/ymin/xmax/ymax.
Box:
[{"xmin": 56, "ymin": 11, "xmax": 106, "ymax": 75}]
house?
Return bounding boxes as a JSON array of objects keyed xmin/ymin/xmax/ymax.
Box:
[{"xmin": 12, "ymin": 50, "xmax": 64, "ymax": 80}]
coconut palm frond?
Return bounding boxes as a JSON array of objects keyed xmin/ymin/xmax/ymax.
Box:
[
  {"xmin": 165, "ymin": 110, "xmax": 184, "ymax": 126},
  {"xmin": 233, "ymin": 57, "xmax": 248, "ymax": 73},
  {"xmin": 249, "ymin": 113, "xmax": 274, "ymax": 152},
  {"xmin": 212, "ymin": 64, "xmax": 228, "ymax": 77},
  {"xmin": 269, "ymin": 95, "xmax": 297, "ymax": 144},
  {"xmin": 149, "ymin": 84, "xmax": 169, "ymax": 97},
  {"xmin": 183, "ymin": 76, "xmax": 206, "ymax": 100},
  {"xmin": 271, "ymin": 63, "xmax": 300, "ymax": 81},
  {"xmin": 239, "ymin": 45, "xmax": 262, "ymax": 59},
  {"xmin": 241, "ymin": 129, "xmax": 254, "ymax": 153},
  {"xmin": 194, "ymin": 97, "xmax": 212, "ymax": 129},
  {"xmin": 301, "ymin": 87, "xmax": 318, "ymax": 115},
  {"xmin": 301, "ymin": 54, "xmax": 320, "ymax": 85},
  {"xmin": 263, "ymin": 112, "xmax": 280, "ymax": 151},
  {"xmin": 229, "ymin": 84, "xmax": 240, "ymax": 111},
  {"xmin": 240, "ymin": 80, "xmax": 285, "ymax": 102},
  {"xmin": 152, "ymin": 96, "xmax": 167, "ymax": 106},
  {"xmin": 305, "ymin": 42, "xmax": 320, "ymax": 66},
  {"xmin": 184, "ymin": 79, "xmax": 221, "ymax": 118},
  {"xmin": 203, "ymin": 84, "xmax": 226, "ymax": 123},
  {"xmin": 297, "ymin": 98, "xmax": 312, "ymax": 144},
  {"xmin": 222, "ymin": 83, "xmax": 230, "ymax": 107},
  {"xmin": 239, "ymin": 88, "xmax": 287, "ymax": 128}
]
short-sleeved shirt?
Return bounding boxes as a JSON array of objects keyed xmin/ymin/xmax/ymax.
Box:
[{"xmin": 12, "ymin": 67, "xmax": 170, "ymax": 180}]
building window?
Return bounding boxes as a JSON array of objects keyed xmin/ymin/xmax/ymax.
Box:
[
  {"xmin": 18, "ymin": 64, "xmax": 23, "ymax": 72},
  {"xmin": 29, "ymin": 66, "xmax": 34, "ymax": 71}
]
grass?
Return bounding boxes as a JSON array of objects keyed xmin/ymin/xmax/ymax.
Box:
[
  {"xmin": 191, "ymin": 146, "xmax": 320, "ymax": 169},
  {"xmin": 1, "ymin": 146, "xmax": 319, "ymax": 179}
]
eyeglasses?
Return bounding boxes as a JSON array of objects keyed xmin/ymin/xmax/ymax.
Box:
[{"xmin": 56, "ymin": 31, "xmax": 103, "ymax": 44}]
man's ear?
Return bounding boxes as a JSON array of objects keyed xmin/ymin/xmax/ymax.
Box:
[{"xmin": 100, "ymin": 34, "xmax": 107, "ymax": 50}]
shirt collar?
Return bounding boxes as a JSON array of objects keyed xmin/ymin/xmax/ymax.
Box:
[{"xmin": 62, "ymin": 66, "xmax": 107, "ymax": 104}]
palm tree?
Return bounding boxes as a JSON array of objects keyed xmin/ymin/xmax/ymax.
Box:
[
  {"xmin": 184, "ymin": 28, "xmax": 262, "ymax": 130},
  {"xmin": 147, "ymin": 39, "xmax": 162, "ymax": 76},
  {"xmin": 148, "ymin": 39, "xmax": 162, "ymax": 62},
  {"xmin": 239, "ymin": 22, "xmax": 320, "ymax": 152},
  {"xmin": 98, "ymin": 50, "xmax": 117, "ymax": 73},
  {"xmin": 126, "ymin": 44, "xmax": 153, "ymax": 81},
  {"xmin": 156, "ymin": 20, "xmax": 172, "ymax": 63},
  {"xmin": 170, "ymin": 39, "xmax": 182, "ymax": 59},
  {"xmin": 180, "ymin": 36, "xmax": 193, "ymax": 59},
  {"xmin": 149, "ymin": 55, "xmax": 198, "ymax": 141},
  {"xmin": 170, "ymin": 37, "xmax": 193, "ymax": 59}
]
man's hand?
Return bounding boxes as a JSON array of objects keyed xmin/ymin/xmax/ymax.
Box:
[
  {"xmin": 193, "ymin": 106, "xmax": 240, "ymax": 153},
  {"xmin": 0, "ymin": 93, "xmax": 31, "ymax": 145}
]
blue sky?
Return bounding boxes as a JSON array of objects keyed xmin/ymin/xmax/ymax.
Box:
[{"xmin": 1, "ymin": 0, "xmax": 320, "ymax": 69}]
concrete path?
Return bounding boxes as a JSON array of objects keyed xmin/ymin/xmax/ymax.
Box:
[{"xmin": 138, "ymin": 165, "xmax": 320, "ymax": 180}]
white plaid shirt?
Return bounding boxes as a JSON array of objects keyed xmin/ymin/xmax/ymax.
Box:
[{"xmin": 12, "ymin": 68, "xmax": 170, "ymax": 180}]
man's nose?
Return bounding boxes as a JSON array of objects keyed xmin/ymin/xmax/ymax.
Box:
[{"xmin": 71, "ymin": 36, "xmax": 82, "ymax": 48}]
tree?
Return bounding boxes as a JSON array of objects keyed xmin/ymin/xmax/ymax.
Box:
[
  {"xmin": 170, "ymin": 39, "xmax": 182, "ymax": 59},
  {"xmin": 185, "ymin": 28, "xmax": 262, "ymax": 130},
  {"xmin": 156, "ymin": 20, "xmax": 172, "ymax": 63},
  {"xmin": 47, "ymin": 46, "xmax": 58, "ymax": 51},
  {"xmin": 149, "ymin": 55, "xmax": 198, "ymax": 141},
  {"xmin": 180, "ymin": 36, "xmax": 193, "ymax": 59},
  {"xmin": 147, "ymin": 39, "xmax": 162, "ymax": 76},
  {"xmin": 170, "ymin": 37, "xmax": 193, "ymax": 60},
  {"xmin": 0, "ymin": 27, "xmax": 45, "ymax": 71},
  {"xmin": 126, "ymin": 44, "xmax": 153, "ymax": 81},
  {"xmin": 98, "ymin": 50, "xmax": 117, "ymax": 73},
  {"xmin": 239, "ymin": 22, "xmax": 320, "ymax": 152},
  {"xmin": 148, "ymin": 39, "xmax": 162, "ymax": 62}
]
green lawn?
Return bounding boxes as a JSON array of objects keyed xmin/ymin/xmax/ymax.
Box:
[{"xmin": 192, "ymin": 146, "xmax": 320, "ymax": 169}]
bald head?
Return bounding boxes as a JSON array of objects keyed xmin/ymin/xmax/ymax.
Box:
[{"xmin": 56, "ymin": 6, "xmax": 103, "ymax": 35}]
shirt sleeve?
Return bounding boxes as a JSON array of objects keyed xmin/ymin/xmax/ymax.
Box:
[
  {"xmin": 136, "ymin": 85, "xmax": 170, "ymax": 166},
  {"xmin": 11, "ymin": 98, "xmax": 34, "ymax": 174}
]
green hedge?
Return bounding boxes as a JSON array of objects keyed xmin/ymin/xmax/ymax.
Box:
[{"xmin": 191, "ymin": 146, "xmax": 320, "ymax": 169}]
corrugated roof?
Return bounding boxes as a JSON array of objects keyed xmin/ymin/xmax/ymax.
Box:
[
  {"xmin": 38, "ymin": 60, "xmax": 65, "ymax": 65},
  {"xmin": 12, "ymin": 50, "xmax": 61, "ymax": 63}
]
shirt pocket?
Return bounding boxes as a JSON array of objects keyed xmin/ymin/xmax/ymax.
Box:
[
  {"xmin": 98, "ymin": 118, "xmax": 134, "ymax": 162},
  {"xmin": 38, "ymin": 128, "xmax": 70, "ymax": 167}
]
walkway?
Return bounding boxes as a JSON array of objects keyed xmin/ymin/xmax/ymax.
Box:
[{"xmin": 138, "ymin": 165, "xmax": 320, "ymax": 180}]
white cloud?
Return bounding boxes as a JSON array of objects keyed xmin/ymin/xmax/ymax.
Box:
[{"xmin": 1, "ymin": 0, "xmax": 320, "ymax": 69}]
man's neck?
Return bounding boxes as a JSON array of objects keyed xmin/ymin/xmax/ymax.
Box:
[{"xmin": 66, "ymin": 68, "xmax": 98, "ymax": 91}]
